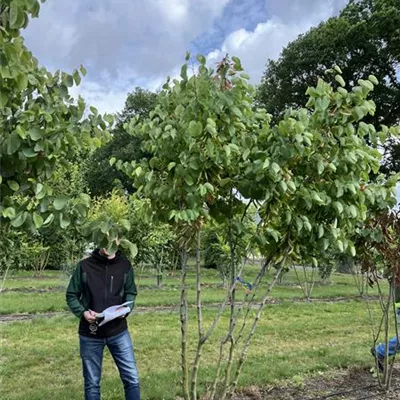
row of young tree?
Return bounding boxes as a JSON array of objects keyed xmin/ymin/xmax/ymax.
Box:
[{"xmin": 1, "ymin": 0, "xmax": 400, "ymax": 398}]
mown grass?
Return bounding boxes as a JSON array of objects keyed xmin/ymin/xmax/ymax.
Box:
[
  {"xmin": 0, "ymin": 300, "xmax": 383, "ymax": 400},
  {"xmin": 0, "ymin": 266, "xmax": 382, "ymax": 314}
]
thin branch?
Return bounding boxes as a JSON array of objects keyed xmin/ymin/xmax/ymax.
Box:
[
  {"xmin": 190, "ymin": 230, "xmax": 204, "ymax": 400},
  {"xmin": 230, "ymin": 264, "xmax": 285, "ymax": 394},
  {"xmin": 179, "ymin": 247, "xmax": 190, "ymax": 400}
]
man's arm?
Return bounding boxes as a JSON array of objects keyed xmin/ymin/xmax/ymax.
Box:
[
  {"xmin": 66, "ymin": 263, "xmax": 86, "ymax": 318},
  {"xmin": 124, "ymin": 267, "xmax": 137, "ymax": 313}
]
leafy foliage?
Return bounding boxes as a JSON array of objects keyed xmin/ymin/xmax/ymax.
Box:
[
  {"xmin": 0, "ymin": 0, "xmax": 112, "ymax": 233},
  {"xmin": 117, "ymin": 55, "xmax": 263, "ymax": 234},
  {"xmin": 84, "ymin": 87, "xmax": 157, "ymax": 196},
  {"xmin": 81, "ymin": 190, "xmax": 137, "ymax": 257},
  {"xmin": 116, "ymin": 53, "xmax": 398, "ymax": 398},
  {"xmin": 256, "ymin": 0, "xmax": 400, "ymax": 173},
  {"xmin": 125, "ymin": 198, "xmax": 176, "ymax": 267}
]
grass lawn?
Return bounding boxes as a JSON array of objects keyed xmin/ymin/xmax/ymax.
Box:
[
  {"xmin": 0, "ymin": 267, "xmax": 382, "ymax": 314},
  {"xmin": 0, "ymin": 300, "xmax": 382, "ymax": 400}
]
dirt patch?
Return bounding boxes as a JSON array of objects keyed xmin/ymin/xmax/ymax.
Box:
[{"xmin": 232, "ymin": 366, "xmax": 400, "ymax": 400}]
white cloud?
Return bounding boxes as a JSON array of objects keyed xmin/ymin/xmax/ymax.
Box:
[
  {"xmin": 265, "ymin": 0, "xmax": 347, "ymax": 22},
  {"xmin": 207, "ymin": 0, "xmax": 348, "ymax": 82},
  {"xmin": 22, "ymin": 0, "xmax": 347, "ymax": 114},
  {"xmin": 23, "ymin": 0, "xmax": 230, "ymax": 114}
]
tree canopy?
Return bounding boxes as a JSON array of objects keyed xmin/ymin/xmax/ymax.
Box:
[
  {"xmin": 256, "ymin": 0, "xmax": 400, "ymax": 171},
  {"xmin": 0, "ymin": 0, "xmax": 112, "ymax": 232},
  {"xmin": 84, "ymin": 87, "xmax": 157, "ymax": 197}
]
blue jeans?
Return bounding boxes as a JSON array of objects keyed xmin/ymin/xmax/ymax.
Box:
[{"xmin": 79, "ymin": 329, "xmax": 140, "ymax": 400}]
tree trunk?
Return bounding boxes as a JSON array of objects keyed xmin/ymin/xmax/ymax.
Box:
[{"xmin": 180, "ymin": 247, "xmax": 190, "ymax": 400}]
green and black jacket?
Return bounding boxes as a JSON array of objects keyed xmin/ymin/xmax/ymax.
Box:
[{"xmin": 66, "ymin": 249, "xmax": 137, "ymax": 338}]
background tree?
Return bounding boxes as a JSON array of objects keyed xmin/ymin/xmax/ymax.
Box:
[
  {"xmin": 84, "ymin": 87, "xmax": 157, "ymax": 196},
  {"xmin": 256, "ymin": 0, "xmax": 400, "ymax": 172},
  {"xmin": 0, "ymin": 0, "xmax": 112, "ymax": 234}
]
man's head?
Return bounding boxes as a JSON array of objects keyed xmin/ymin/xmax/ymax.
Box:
[
  {"xmin": 100, "ymin": 248, "xmax": 115, "ymax": 258},
  {"xmin": 100, "ymin": 237, "xmax": 121, "ymax": 259}
]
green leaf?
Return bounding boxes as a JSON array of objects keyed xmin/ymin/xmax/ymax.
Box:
[
  {"xmin": 270, "ymin": 162, "xmax": 280, "ymax": 174},
  {"xmin": 72, "ymin": 70, "xmax": 81, "ymax": 85},
  {"xmin": 29, "ymin": 127, "xmax": 42, "ymax": 141},
  {"xmin": 335, "ymin": 75, "xmax": 345, "ymax": 87},
  {"xmin": 311, "ymin": 192, "xmax": 323, "ymax": 204},
  {"xmin": 317, "ymin": 160, "xmax": 324, "ymax": 175},
  {"xmin": 43, "ymin": 213, "xmax": 54, "ymax": 226},
  {"xmin": 231, "ymin": 56, "xmax": 242, "ymax": 70},
  {"xmin": 368, "ymin": 75, "xmax": 379, "ymax": 86},
  {"xmin": 62, "ymin": 74, "xmax": 74, "ymax": 87},
  {"xmin": 16, "ymin": 74, "xmax": 28, "ymax": 91},
  {"xmin": 318, "ymin": 225, "xmax": 324, "ymax": 239},
  {"xmin": 53, "ymin": 196, "xmax": 69, "ymax": 210},
  {"xmin": 7, "ymin": 132, "xmax": 21, "ymax": 154},
  {"xmin": 333, "ymin": 201, "xmax": 343, "ymax": 215},
  {"xmin": 9, "ymin": 3, "xmax": 18, "ymax": 27},
  {"xmin": 185, "ymin": 175, "xmax": 194, "ymax": 186},
  {"xmin": 354, "ymin": 106, "xmax": 364, "ymax": 120},
  {"xmin": 80, "ymin": 65, "xmax": 87, "ymax": 76},
  {"xmin": 120, "ymin": 239, "xmax": 138, "ymax": 259},
  {"xmin": 185, "ymin": 51, "xmax": 190, "ymax": 61},
  {"xmin": 33, "ymin": 213, "xmax": 43, "ymax": 229},
  {"xmin": 74, "ymin": 203, "xmax": 87, "ymax": 218},
  {"xmin": 243, "ymin": 148, "xmax": 250, "ymax": 161},
  {"xmin": 7, "ymin": 181, "xmax": 20, "ymax": 191},
  {"xmin": 135, "ymin": 166, "xmax": 143, "ymax": 177},
  {"xmin": 349, "ymin": 243, "xmax": 356, "ymax": 257},
  {"xmin": 304, "ymin": 219, "xmax": 312, "ymax": 232},
  {"xmin": 22, "ymin": 148, "xmax": 37, "ymax": 157},
  {"xmin": 168, "ymin": 162, "xmax": 176, "ymax": 171},
  {"xmin": 266, "ymin": 228, "xmax": 279, "ymax": 243},
  {"xmin": 0, "ymin": 90, "xmax": 8, "ymax": 108},
  {"xmin": 312, "ymin": 257, "xmax": 318, "ymax": 267},
  {"xmin": 336, "ymin": 184, "xmax": 344, "ymax": 198},
  {"xmin": 188, "ymin": 121, "xmax": 202, "ymax": 136},
  {"xmin": 59, "ymin": 213, "xmax": 71, "ymax": 229},
  {"xmin": 30, "ymin": 1, "xmax": 40, "ymax": 17},
  {"xmin": 196, "ymin": 55, "xmax": 206, "ymax": 65},
  {"xmin": 2, "ymin": 207, "xmax": 16, "ymax": 219},
  {"xmin": 35, "ymin": 183, "xmax": 44, "ymax": 197},
  {"xmin": 109, "ymin": 157, "xmax": 116, "ymax": 166},
  {"xmin": 321, "ymin": 238, "xmax": 329, "ymax": 251},
  {"xmin": 11, "ymin": 212, "xmax": 27, "ymax": 228},
  {"xmin": 359, "ymin": 79, "xmax": 374, "ymax": 92},
  {"xmin": 334, "ymin": 65, "xmax": 342, "ymax": 74},
  {"xmin": 120, "ymin": 219, "xmax": 131, "ymax": 231},
  {"xmin": 180, "ymin": 64, "xmax": 188, "ymax": 80},
  {"xmin": 224, "ymin": 145, "xmax": 231, "ymax": 158},
  {"xmin": 348, "ymin": 205, "xmax": 357, "ymax": 218},
  {"xmin": 279, "ymin": 181, "xmax": 287, "ymax": 193}
]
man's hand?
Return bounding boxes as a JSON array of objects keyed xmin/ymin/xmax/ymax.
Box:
[{"xmin": 83, "ymin": 310, "xmax": 97, "ymax": 323}]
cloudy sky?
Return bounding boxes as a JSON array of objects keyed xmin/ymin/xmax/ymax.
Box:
[{"xmin": 23, "ymin": 0, "xmax": 349, "ymax": 115}]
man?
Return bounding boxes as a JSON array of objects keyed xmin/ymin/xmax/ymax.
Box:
[
  {"xmin": 370, "ymin": 266, "xmax": 400, "ymax": 372},
  {"xmin": 371, "ymin": 337, "xmax": 400, "ymax": 372},
  {"xmin": 66, "ymin": 247, "xmax": 140, "ymax": 400}
]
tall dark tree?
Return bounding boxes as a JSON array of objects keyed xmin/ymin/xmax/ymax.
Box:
[
  {"xmin": 84, "ymin": 87, "xmax": 157, "ymax": 196},
  {"xmin": 256, "ymin": 0, "xmax": 400, "ymax": 171}
]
